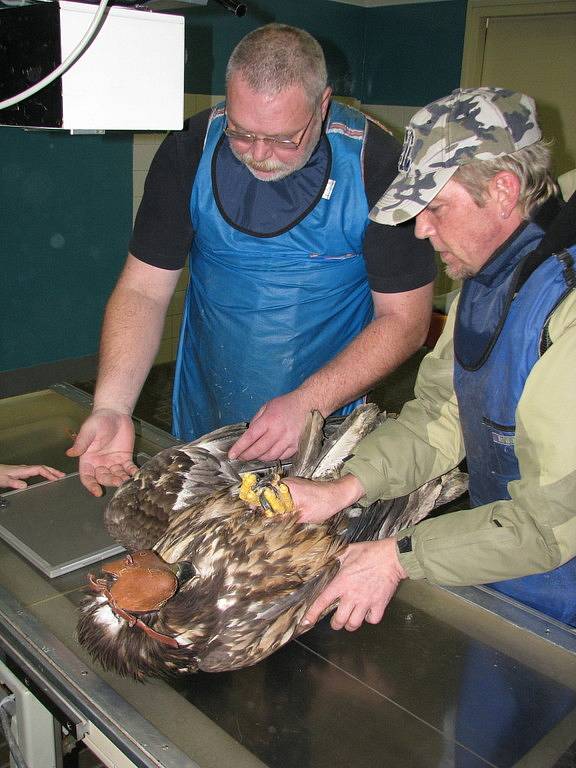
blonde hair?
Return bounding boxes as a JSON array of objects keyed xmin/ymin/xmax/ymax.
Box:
[
  {"xmin": 226, "ymin": 24, "xmax": 328, "ymax": 106},
  {"xmin": 454, "ymin": 140, "xmax": 558, "ymax": 217}
]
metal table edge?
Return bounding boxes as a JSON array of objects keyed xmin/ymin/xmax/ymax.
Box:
[
  {"xmin": 439, "ymin": 584, "xmax": 576, "ymax": 653},
  {"xmin": 0, "ymin": 583, "xmax": 200, "ymax": 768}
]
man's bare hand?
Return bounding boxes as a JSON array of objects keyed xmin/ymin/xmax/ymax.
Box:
[
  {"xmin": 228, "ymin": 392, "xmax": 315, "ymax": 461},
  {"xmin": 66, "ymin": 409, "xmax": 137, "ymax": 497},
  {"xmin": 301, "ymin": 539, "xmax": 407, "ymax": 631},
  {"xmin": 0, "ymin": 464, "xmax": 65, "ymax": 490},
  {"xmin": 284, "ymin": 475, "xmax": 365, "ymax": 524}
]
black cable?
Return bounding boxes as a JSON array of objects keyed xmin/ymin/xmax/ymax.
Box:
[{"xmin": 214, "ymin": 0, "xmax": 247, "ymax": 16}]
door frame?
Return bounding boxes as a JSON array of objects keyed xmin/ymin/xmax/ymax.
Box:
[{"xmin": 460, "ymin": 0, "xmax": 576, "ymax": 87}]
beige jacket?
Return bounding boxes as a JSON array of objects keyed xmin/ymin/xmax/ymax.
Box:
[{"xmin": 344, "ymin": 288, "xmax": 576, "ymax": 585}]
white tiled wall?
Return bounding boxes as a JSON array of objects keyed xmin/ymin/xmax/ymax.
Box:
[
  {"xmin": 133, "ymin": 132, "xmax": 167, "ymax": 220},
  {"xmin": 132, "ymin": 93, "xmax": 224, "ymax": 364},
  {"xmin": 132, "ymin": 93, "xmax": 225, "ymax": 223},
  {"xmin": 361, "ymin": 103, "xmax": 421, "ymax": 140}
]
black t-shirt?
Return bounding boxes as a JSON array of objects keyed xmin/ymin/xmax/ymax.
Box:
[{"xmin": 130, "ymin": 108, "xmax": 435, "ymax": 293}]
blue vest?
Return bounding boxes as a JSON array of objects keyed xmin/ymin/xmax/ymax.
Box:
[
  {"xmin": 173, "ymin": 102, "xmax": 373, "ymax": 440},
  {"xmin": 454, "ymin": 225, "xmax": 576, "ymax": 625}
]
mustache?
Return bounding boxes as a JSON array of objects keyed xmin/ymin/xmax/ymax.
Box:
[{"xmin": 240, "ymin": 155, "xmax": 291, "ymax": 174}]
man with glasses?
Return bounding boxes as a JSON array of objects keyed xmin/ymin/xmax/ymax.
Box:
[{"xmin": 69, "ymin": 24, "xmax": 435, "ymax": 496}]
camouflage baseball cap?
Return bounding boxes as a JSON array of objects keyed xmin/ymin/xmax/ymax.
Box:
[{"xmin": 370, "ymin": 87, "xmax": 541, "ymax": 225}]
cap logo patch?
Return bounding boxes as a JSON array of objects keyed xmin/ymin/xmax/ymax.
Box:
[{"xmin": 398, "ymin": 127, "xmax": 415, "ymax": 173}]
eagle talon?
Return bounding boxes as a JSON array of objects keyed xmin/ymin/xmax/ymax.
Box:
[
  {"xmin": 238, "ymin": 472, "xmax": 261, "ymax": 507},
  {"xmin": 238, "ymin": 471, "xmax": 294, "ymax": 516},
  {"xmin": 259, "ymin": 491, "xmax": 275, "ymax": 517}
]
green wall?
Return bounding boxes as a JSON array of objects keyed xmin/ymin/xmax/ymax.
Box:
[
  {"xmin": 363, "ymin": 1, "xmax": 467, "ymax": 105},
  {"xmin": 0, "ymin": 129, "xmax": 132, "ymax": 371},
  {"xmin": 179, "ymin": 0, "xmax": 467, "ymax": 104},
  {"xmin": 181, "ymin": 0, "xmax": 366, "ymax": 97}
]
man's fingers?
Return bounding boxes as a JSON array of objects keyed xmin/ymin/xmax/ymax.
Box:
[
  {"xmin": 278, "ymin": 446, "xmax": 297, "ymax": 461},
  {"xmin": 7, "ymin": 465, "xmax": 63, "ymax": 481},
  {"xmin": 329, "ymin": 597, "xmax": 375, "ymax": 632},
  {"xmin": 259, "ymin": 434, "xmax": 298, "ymax": 461},
  {"xmin": 229, "ymin": 421, "xmax": 268, "ymax": 459},
  {"xmin": 305, "ymin": 589, "xmax": 369, "ymax": 632},
  {"xmin": 79, "ymin": 460, "xmax": 136, "ymax": 497},
  {"xmin": 3, "ymin": 479, "xmax": 28, "ymax": 490},
  {"xmin": 343, "ymin": 603, "xmax": 370, "ymax": 632},
  {"xmin": 79, "ymin": 471, "xmax": 104, "ymax": 497},
  {"xmin": 302, "ymin": 586, "xmax": 339, "ymax": 627},
  {"xmin": 256, "ymin": 439, "xmax": 294, "ymax": 462},
  {"xmin": 66, "ymin": 429, "xmax": 95, "ymax": 457},
  {"xmin": 364, "ymin": 604, "xmax": 385, "ymax": 625},
  {"xmin": 93, "ymin": 463, "xmax": 134, "ymax": 487},
  {"xmin": 34, "ymin": 465, "xmax": 66, "ymax": 481},
  {"xmin": 230, "ymin": 427, "xmax": 287, "ymax": 461},
  {"xmin": 330, "ymin": 595, "xmax": 356, "ymax": 630},
  {"xmin": 230, "ymin": 424, "xmax": 297, "ymax": 461},
  {"xmin": 230, "ymin": 436, "xmax": 272, "ymax": 461},
  {"xmin": 115, "ymin": 460, "xmax": 138, "ymax": 478}
]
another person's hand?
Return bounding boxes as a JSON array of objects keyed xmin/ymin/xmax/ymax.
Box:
[
  {"xmin": 284, "ymin": 475, "xmax": 365, "ymax": 524},
  {"xmin": 301, "ymin": 539, "xmax": 407, "ymax": 631},
  {"xmin": 66, "ymin": 409, "xmax": 137, "ymax": 497},
  {"xmin": 0, "ymin": 464, "xmax": 65, "ymax": 490},
  {"xmin": 228, "ymin": 392, "xmax": 315, "ymax": 461}
]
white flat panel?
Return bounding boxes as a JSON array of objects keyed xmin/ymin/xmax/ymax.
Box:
[
  {"xmin": 0, "ymin": 473, "xmax": 123, "ymax": 578},
  {"xmin": 59, "ymin": 1, "xmax": 184, "ymax": 130}
]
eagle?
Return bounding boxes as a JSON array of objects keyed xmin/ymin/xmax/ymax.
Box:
[{"xmin": 77, "ymin": 406, "xmax": 466, "ymax": 680}]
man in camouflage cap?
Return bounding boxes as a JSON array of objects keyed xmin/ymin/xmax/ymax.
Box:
[
  {"xmin": 283, "ymin": 86, "xmax": 576, "ymax": 633},
  {"xmin": 371, "ymin": 87, "xmax": 541, "ymax": 225}
]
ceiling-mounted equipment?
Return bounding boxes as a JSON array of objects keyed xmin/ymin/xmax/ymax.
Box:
[{"xmin": 0, "ymin": 0, "xmax": 185, "ymax": 131}]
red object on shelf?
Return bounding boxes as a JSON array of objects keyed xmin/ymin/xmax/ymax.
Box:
[{"xmin": 425, "ymin": 311, "xmax": 447, "ymax": 348}]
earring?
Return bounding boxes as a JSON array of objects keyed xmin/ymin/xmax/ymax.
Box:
[{"xmin": 500, "ymin": 210, "xmax": 507, "ymax": 219}]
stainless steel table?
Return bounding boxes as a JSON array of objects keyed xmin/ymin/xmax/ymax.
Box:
[{"xmin": 0, "ymin": 385, "xmax": 574, "ymax": 768}]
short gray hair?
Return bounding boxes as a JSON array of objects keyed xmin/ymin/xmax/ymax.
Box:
[
  {"xmin": 454, "ymin": 140, "xmax": 559, "ymax": 218},
  {"xmin": 226, "ymin": 24, "xmax": 328, "ymax": 106}
]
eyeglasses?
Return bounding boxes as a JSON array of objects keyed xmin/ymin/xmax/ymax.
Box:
[{"xmin": 224, "ymin": 108, "xmax": 317, "ymax": 151}]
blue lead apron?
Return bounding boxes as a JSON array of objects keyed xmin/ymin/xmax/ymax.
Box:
[
  {"xmin": 454, "ymin": 226, "xmax": 576, "ymax": 626},
  {"xmin": 173, "ymin": 102, "xmax": 373, "ymax": 440}
]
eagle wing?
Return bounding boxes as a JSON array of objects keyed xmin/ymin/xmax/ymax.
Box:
[
  {"xmin": 294, "ymin": 404, "xmax": 382, "ymax": 480},
  {"xmin": 105, "ymin": 422, "xmax": 276, "ymax": 550},
  {"xmin": 343, "ymin": 467, "xmax": 469, "ymax": 542},
  {"xmin": 154, "ymin": 496, "xmax": 344, "ymax": 673}
]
